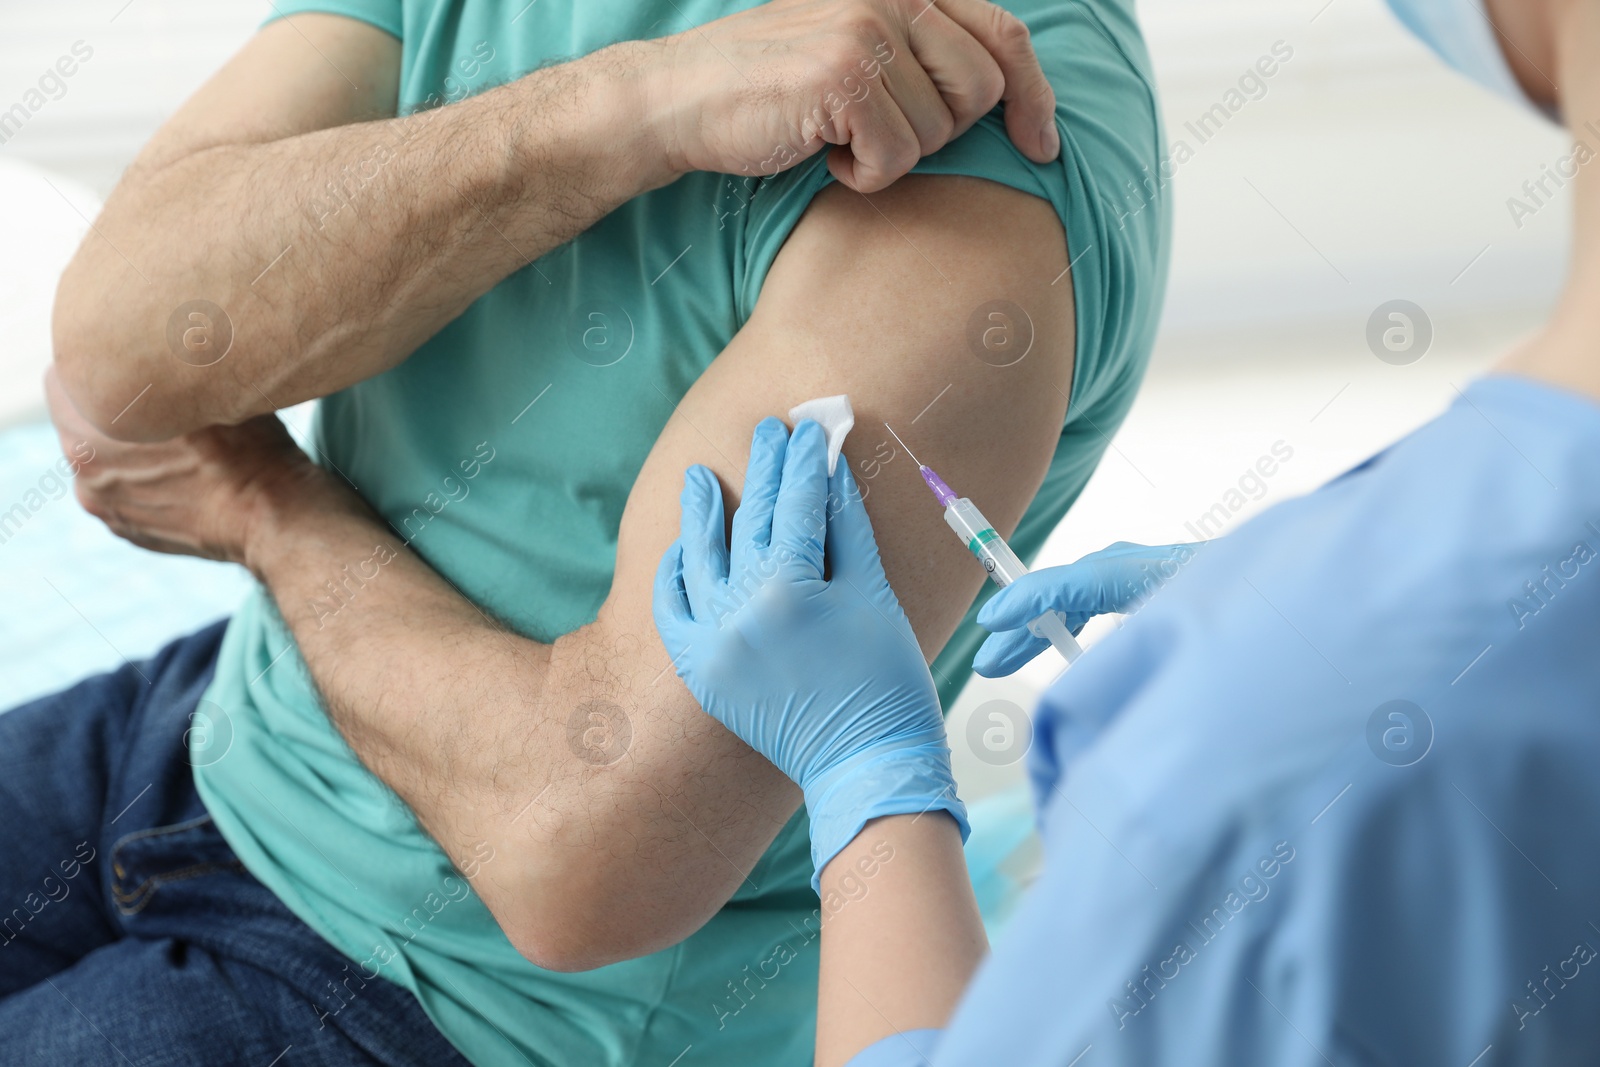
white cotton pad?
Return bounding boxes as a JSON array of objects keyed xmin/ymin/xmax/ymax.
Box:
[{"xmin": 787, "ymin": 395, "xmax": 855, "ymax": 475}]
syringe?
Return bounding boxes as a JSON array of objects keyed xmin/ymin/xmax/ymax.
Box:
[{"xmin": 885, "ymin": 424, "xmax": 1082, "ymax": 666}]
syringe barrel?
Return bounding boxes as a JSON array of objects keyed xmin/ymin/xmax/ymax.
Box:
[
  {"xmin": 943, "ymin": 498, "xmax": 1028, "ymax": 588},
  {"xmin": 944, "ymin": 496, "xmax": 1083, "ymax": 668}
]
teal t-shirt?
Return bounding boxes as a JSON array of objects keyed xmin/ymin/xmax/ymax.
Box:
[{"xmin": 193, "ymin": 2, "xmax": 1169, "ymax": 1065}]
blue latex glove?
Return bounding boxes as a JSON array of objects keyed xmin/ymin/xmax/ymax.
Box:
[
  {"xmin": 973, "ymin": 541, "xmax": 1201, "ymax": 677},
  {"xmin": 653, "ymin": 417, "xmax": 968, "ymax": 889}
]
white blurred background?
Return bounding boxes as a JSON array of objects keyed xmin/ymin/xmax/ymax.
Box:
[{"xmin": 0, "ymin": 1, "xmax": 1573, "ymax": 800}]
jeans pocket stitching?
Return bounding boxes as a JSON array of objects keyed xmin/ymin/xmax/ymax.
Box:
[
  {"xmin": 113, "ymin": 859, "xmax": 247, "ymax": 916},
  {"xmin": 109, "ymin": 813, "xmax": 216, "ymax": 854}
]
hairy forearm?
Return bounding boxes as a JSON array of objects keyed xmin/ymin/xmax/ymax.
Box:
[
  {"xmin": 243, "ymin": 476, "xmax": 533, "ymax": 814},
  {"xmin": 243, "ymin": 473, "xmax": 792, "ymax": 970},
  {"xmin": 55, "ymin": 41, "xmax": 672, "ymax": 441}
]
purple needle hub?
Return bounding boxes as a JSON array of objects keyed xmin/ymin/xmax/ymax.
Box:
[{"xmin": 920, "ymin": 464, "xmax": 959, "ymax": 508}]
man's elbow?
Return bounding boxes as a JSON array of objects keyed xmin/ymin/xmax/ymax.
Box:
[
  {"xmin": 499, "ymin": 904, "xmax": 697, "ymax": 974},
  {"xmin": 504, "ymin": 920, "xmax": 626, "ymax": 974},
  {"xmin": 52, "ymin": 289, "xmax": 161, "ymax": 442},
  {"xmin": 52, "ymin": 353, "xmax": 149, "ymax": 444},
  {"xmin": 485, "ymin": 855, "xmax": 720, "ymax": 973},
  {"xmin": 52, "ymin": 289, "xmax": 208, "ymax": 443}
]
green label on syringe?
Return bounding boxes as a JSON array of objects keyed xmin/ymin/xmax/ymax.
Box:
[{"xmin": 967, "ymin": 528, "xmax": 1001, "ymax": 557}]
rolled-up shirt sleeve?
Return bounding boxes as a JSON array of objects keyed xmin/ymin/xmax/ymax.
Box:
[{"xmin": 259, "ymin": 0, "xmax": 401, "ymax": 38}]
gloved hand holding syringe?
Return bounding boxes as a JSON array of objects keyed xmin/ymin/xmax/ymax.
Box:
[{"xmin": 884, "ymin": 424, "xmax": 1083, "ymax": 667}]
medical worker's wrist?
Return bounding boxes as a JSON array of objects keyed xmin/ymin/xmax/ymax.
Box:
[{"xmin": 803, "ymin": 742, "xmax": 970, "ymax": 893}]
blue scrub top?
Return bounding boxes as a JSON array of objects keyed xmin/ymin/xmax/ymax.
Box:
[{"xmin": 853, "ymin": 375, "xmax": 1600, "ymax": 1066}]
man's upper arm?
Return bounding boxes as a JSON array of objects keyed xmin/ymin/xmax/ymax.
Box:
[
  {"xmin": 126, "ymin": 14, "xmax": 399, "ymax": 177},
  {"xmin": 539, "ymin": 174, "xmax": 1073, "ymax": 965},
  {"xmin": 616, "ymin": 174, "xmax": 1075, "ymax": 658}
]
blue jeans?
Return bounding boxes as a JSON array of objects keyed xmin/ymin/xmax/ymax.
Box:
[{"xmin": 0, "ymin": 621, "xmax": 473, "ymax": 1067}]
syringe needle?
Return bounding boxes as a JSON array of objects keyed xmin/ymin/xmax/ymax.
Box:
[
  {"xmin": 885, "ymin": 418, "xmax": 1080, "ymax": 669},
  {"xmin": 883, "ymin": 422, "xmax": 923, "ymax": 467}
]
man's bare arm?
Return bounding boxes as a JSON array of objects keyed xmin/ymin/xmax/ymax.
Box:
[
  {"xmin": 238, "ymin": 175, "xmax": 1075, "ymax": 970},
  {"xmin": 52, "ymin": 15, "xmax": 671, "ymax": 440},
  {"xmin": 52, "ymin": 3, "xmax": 1059, "ymax": 442}
]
